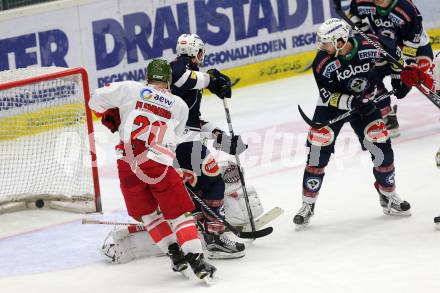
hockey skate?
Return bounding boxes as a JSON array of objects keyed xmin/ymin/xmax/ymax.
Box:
[
  {"xmin": 185, "ymin": 253, "xmax": 217, "ymax": 284},
  {"xmin": 293, "ymin": 202, "xmax": 315, "ymax": 228},
  {"xmin": 374, "ymin": 183, "xmax": 411, "ymax": 216},
  {"xmin": 203, "ymin": 232, "xmax": 245, "ymax": 259},
  {"xmin": 167, "ymin": 243, "xmax": 189, "ymax": 278},
  {"xmin": 384, "ymin": 105, "xmax": 400, "ymax": 138}
]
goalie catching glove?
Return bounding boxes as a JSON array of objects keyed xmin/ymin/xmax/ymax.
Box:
[{"xmin": 207, "ymin": 69, "xmax": 232, "ymax": 99}]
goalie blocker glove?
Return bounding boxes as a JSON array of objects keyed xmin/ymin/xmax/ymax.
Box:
[
  {"xmin": 207, "ymin": 69, "xmax": 232, "ymax": 99},
  {"xmin": 213, "ymin": 131, "xmax": 248, "ymax": 155}
]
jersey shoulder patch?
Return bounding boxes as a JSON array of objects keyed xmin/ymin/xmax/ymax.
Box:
[{"xmin": 314, "ymin": 52, "xmax": 340, "ymax": 78}]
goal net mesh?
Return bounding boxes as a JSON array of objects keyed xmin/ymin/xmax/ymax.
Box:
[{"xmin": 0, "ymin": 67, "xmax": 100, "ymax": 213}]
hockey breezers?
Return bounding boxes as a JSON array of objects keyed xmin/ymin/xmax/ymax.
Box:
[
  {"xmin": 332, "ymin": 0, "xmax": 440, "ymax": 109},
  {"xmin": 185, "ymin": 183, "xmax": 273, "ymax": 239},
  {"xmin": 298, "ymin": 90, "xmax": 394, "ymax": 129}
]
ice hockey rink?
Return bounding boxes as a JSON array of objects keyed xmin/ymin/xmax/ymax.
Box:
[{"xmin": 1, "ymin": 72, "xmax": 440, "ymax": 293}]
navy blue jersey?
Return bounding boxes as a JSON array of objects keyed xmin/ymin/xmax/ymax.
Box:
[
  {"xmin": 170, "ymin": 55, "xmax": 203, "ymax": 130},
  {"xmin": 349, "ymin": 0, "xmax": 428, "ymax": 53},
  {"xmin": 313, "ymin": 35, "xmax": 400, "ymax": 107}
]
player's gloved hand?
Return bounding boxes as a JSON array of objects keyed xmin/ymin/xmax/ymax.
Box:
[
  {"xmin": 350, "ymin": 15, "xmax": 369, "ymax": 33},
  {"xmin": 207, "ymin": 69, "xmax": 232, "ymax": 99},
  {"xmin": 101, "ymin": 107, "xmax": 121, "ymax": 133},
  {"xmin": 400, "ymin": 64, "xmax": 434, "ymax": 89},
  {"xmin": 349, "ymin": 95, "xmax": 376, "ymax": 116},
  {"xmin": 213, "ymin": 131, "xmax": 248, "ymax": 155},
  {"xmin": 391, "ymin": 74, "xmax": 411, "ymax": 99}
]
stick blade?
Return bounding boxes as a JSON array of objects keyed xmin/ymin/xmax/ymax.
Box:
[
  {"xmin": 297, "ymin": 105, "xmax": 323, "ymax": 129},
  {"xmin": 237, "ymin": 226, "xmax": 273, "ymax": 239}
]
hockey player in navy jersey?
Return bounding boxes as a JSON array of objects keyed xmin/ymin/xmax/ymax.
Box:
[
  {"xmin": 170, "ymin": 34, "xmax": 247, "ymax": 259},
  {"xmin": 293, "ymin": 18, "xmax": 411, "ymax": 227},
  {"xmin": 349, "ymin": 0, "xmax": 434, "ymax": 137}
]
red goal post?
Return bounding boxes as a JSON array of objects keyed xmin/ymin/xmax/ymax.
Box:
[{"xmin": 0, "ymin": 67, "xmax": 101, "ymax": 214}]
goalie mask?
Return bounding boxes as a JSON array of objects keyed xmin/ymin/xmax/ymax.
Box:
[
  {"xmin": 176, "ymin": 34, "xmax": 206, "ymax": 64},
  {"xmin": 317, "ymin": 18, "xmax": 351, "ymax": 57}
]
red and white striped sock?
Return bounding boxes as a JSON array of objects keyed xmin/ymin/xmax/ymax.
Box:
[
  {"xmin": 169, "ymin": 213, "xmax": 203, "ymax": 255},
  {"xmin": 141, "ymin": 212, "xmax": 175, "ymax": 254}
]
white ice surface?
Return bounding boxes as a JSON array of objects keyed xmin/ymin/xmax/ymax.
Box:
[{"xmin": 1, "ymin": 73, "xmax": 440, "ymax": 293}]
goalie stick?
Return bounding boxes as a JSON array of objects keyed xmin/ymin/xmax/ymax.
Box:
[
  {"xmin": 185, "ymin": 183, "xmax": 273, "ymax": 239},
  {"xmin": 222, "ymin": 98, "xmax": 257, "ymax": 235},
  {"xmin": 233, "ymin": 207, "xmax": 284, "ymax": 232},
  {"xmin": 298, "ymin": 90, "xmax": 394, "ymax": 129},
  {"xmin": 332, "ymin": 0, "xmax": 440, "ymax": 110}
]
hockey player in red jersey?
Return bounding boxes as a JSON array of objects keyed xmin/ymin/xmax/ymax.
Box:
[
  {"xmin": 293, "ymin": 18, "xmax": 412, "ymax": 227},
  {"xmin": 88, "ymin": 59, "xmax": 216, "ymax": 282}
]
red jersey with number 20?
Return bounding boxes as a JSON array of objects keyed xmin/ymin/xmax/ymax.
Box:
[{"xmin": 89, "ymin": 81, "xmax": 189, "ymax": 166}]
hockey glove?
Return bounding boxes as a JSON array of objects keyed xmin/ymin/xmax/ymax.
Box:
[
  {"xmin": 328, "ymin": 92, "xmax": 376, "ymax": 116},
  {"xmin": 101, "ymin": 107, "xmax": 121, "ymax": 133},
  {"xmin": 213, "ymin": 131, "xmax": 248, "ymax": 155},
  {"xmin": 349, "ymin": 95, "xmax": 376, "ymax": 116},
  {"xmin": 400, "ymin": 64, "xmax": 434, "ymax": 89},
  {"xmin": 207, "ymin": 69, "xmax": 232, "ymax": 99},
  {"xmin": 391, "ymin": 74, "xmax": 411, "ymax": 99}
]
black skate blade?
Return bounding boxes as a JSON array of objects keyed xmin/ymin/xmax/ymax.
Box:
[{"xmin": 236, "ymin": 226, "xmax": 273, "ymax": 239}]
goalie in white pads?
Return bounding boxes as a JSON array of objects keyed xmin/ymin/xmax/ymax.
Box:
[
  {"xmin": 101, "ymin": 160, "xmax": 265, "ymax": 264},
  {"xmin": 89, "ymin": 59, "xmax": 216, "ymax": 282}
]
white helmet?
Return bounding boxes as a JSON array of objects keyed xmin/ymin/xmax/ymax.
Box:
[
  {"xmin": 317, "ymin": 18, "xmax": 351, "ymax": 56},
  {"xmin": 176, "ymin": 34, "xmax": 205, "ymax": 63}
]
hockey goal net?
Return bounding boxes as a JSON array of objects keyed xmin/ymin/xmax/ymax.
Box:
[{"xmin": 0, "ymin": 67, "xmax": 101, "ymax": 214}]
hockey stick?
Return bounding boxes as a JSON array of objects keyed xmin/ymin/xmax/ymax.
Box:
[
  {"xmin": 185, "ymin": 183, "xmax": 273, "ymax": 239},
  {"xmin": 222, "ymin": 98, "xmax": 257, "ymax": 235},
  {"xmin": 332, "ymin": 0, "xmax": 440, "ymax": 109},
  {"xmin": 82, "ymin": 218, "xmax": 145, "ymax": 227},
  {"xmin": 298, "ymin": 90, "xmax": 395, "ymax": 129}
]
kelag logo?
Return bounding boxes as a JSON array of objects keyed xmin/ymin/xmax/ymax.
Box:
[{"xmin": 92, "ymin": 0, "xmax": 339, "ymax": 71}]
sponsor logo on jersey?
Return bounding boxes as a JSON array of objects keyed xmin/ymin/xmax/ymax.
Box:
[
  {"xmin": 323, "ymin": 60, "xmax": 341, "ymax": 78},
  {"xmin": 140, "ymin": 88, "xmax": 175, "ymax": 108},
  {"xmin": 374, "ymin": 18, "xmax": 394, "ymax": 28},
  {"xmin": 388, "ymin": 13, "xmax": 405, "ymax": 26},
  {"xmin": 336, "ymin": 63, "xmax": 371, "ymax": 81},
  {"xmin": 316, "ymin": 55, "xmax": 331, "ymax": 74},
  {"xmin": 348, "ymin": 77, "xmax": 369, "ymax": 93},
  {"xmin": 358, "ymin": 49, "xmax": 381, "ymax": 60},
  {"xmin": 358, "ymin": 6, "xmax": 376, "ymax": 15},
  {"xmin": 307, "ymin": 126, "xmax": 334, "ymax": 147},
  {"xmin": 140, "ymin": 88, "xmax": 154, "ymax": 100},
  {"xmin": 364, "ymin": 119, "xmax": 389, "ymax": 143}
]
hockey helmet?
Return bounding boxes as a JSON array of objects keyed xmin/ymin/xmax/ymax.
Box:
[
  {"xmin": 317, "ymin": 18, "xmax": 351, "ymax": 55},
  {"xmin": 146, "ymin": 59, "xmax": 172, "ymax": 83},
  {"xmin": 176, "ymin": 33, "xmax": 206, "ymax": 63}
]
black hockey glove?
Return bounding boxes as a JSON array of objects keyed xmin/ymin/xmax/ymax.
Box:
[
  {"xmin": 207, "ymin": 69, "xmax": 232, "ymax": 99},
  {"xmin": 348, "ymin": 95, "xmax": 376, "ymax": 116},
  {"xmin": 213, "ymin": 131, "xmax": 248, "ymax": 155},
  {"xmin": 391, "ymin": 74, "xmax": 411, "ymax": 99}
]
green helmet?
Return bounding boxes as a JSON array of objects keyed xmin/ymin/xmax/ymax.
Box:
[{"xmin": 147, "ymin": 59, "xmax": 172, "ymax": 83}]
